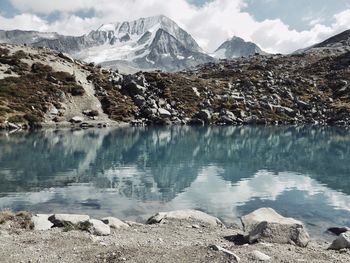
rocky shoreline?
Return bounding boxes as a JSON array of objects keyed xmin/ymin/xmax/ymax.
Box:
[{"xmin": 1, "ymin": 208, "xmax": 349, "ymax": 262}]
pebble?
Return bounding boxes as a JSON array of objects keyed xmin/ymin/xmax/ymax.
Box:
[
  {"xmin": 251, "ymin": 250, "xmax": 271, "ymax": 261},
  {"xmin": 209, "ymin": 245, "xmax": 240, "ymax": 262}
]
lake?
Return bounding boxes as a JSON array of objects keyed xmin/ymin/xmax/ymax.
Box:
[{"xmin": 0, "ymin": 126, "xmax": 349, "ymax": 238}]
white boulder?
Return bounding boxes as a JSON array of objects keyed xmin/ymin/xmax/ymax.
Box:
[
  {"xmin": 88, "ymin": 219, "xmax": 111, "ymax": 236},
  {"xmin": 241, "ymin": 208, "xmax": 310, "ymax": 247},
  {"xmin": 102, "ymin": 217, "xmax": 129, "ymax": 229},
  {"xmin": 147, "ymin": 210, "xmax": 223, "ymax": 227},
  {"xmin": 31, "ymin": 214, "xmax": 53, "ymax": 231}
]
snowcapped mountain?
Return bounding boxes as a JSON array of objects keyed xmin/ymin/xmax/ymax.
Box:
[
  {"xmin": 77, "ymin": 15, "xmax": 212, "ymax": 72},
  {"xmin": 213, "ymin": 36, "xmax": 266, "ymax": 59},
  {"xmin": 0, "ymin": 15, "xmax": 213, "ymax": 73}
]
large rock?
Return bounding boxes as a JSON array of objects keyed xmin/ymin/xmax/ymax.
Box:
[
  {"xmin": 124, "ymin": 81, "xmax": 146, "ymax": 96},
  {"xmin": 196, "ymin": 110, "xmax": 211, "ymax": 123},
  {"xmin": 328, "ymin": 231, "xmax": 350, "ymax": 250},
  {"xmin": 241, "ymin": 208, "xmax": 302, "ymax": 232},
  {"xmin": 241, "ymin": 208, "xmax": 310, "ymax": 247},
  {"xmin": 58, "ymin": 52, "xmax": 75, "ymax": 63},
  {"xmin": 31, "ymin": 214, "xmax": 53, "ymax": 231},
  {"xmin": 133, "ymin": 95, "xmax": 146, "ymax": 107},
  {"xmin": 147, "ymin": 210, "xmax": 223, "ymax": 227},
  {"xmin": 70, "ymin": 116, "xmax": 84, "ymax": 124},
  {"xmin": 49, "ymin": 214, "xmax": 90, "ymax": 227},
  {"xmin": 88, "ymin": 219, "xmax": 111, "ymax": 236},
  {"xmin": 158, "ymin": 108, "xmax": 172, "ymax": 118},
  {"xmin": 102, "ymin": 217, "xmax": 129, "ymax": 229},
  {"xmin": 327, "ymin": 227, "xmax": 350, "ymax": 236},
  {"xmin": 8, "ymin": 122, "xmax": 21, "ymax": 130}
]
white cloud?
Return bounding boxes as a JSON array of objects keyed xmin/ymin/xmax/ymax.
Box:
[
  {"xmin": 1, "ymin": 0, "xmax": 350, "ymax": 53},
  {"xmin": 0, "ymin": 13, "xmax": 48, "ymax": 32},
  {"xmin": 9, "ymin": 0, "xmax": 93, "ymax": 14}
]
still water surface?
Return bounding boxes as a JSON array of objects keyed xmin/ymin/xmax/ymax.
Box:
[{"xmin": 0, "ymin": 126, "xmax": 349, "ymax": 237}]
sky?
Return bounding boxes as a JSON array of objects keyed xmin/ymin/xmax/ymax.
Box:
[{"xmin": 0, "ymin": 0, "xmax": 349, "ymax": 54}]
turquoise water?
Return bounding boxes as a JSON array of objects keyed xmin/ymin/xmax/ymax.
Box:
[{"xmin": 0, "ymin": 126, "xmax": 350, "ymax": 237}]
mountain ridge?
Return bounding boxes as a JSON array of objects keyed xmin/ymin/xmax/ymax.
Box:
[
  {"xmin": 0, "ymin": 15, "xmax": 265, "ymax": 72},
  {"xmin": 2, "ymin": 16, "xmax": 349, "ymax": 73}
]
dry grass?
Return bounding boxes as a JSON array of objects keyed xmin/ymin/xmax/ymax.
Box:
[
  {"xmin": 0, "ymin": 60, "xmax": 85, "ymax": 126},
  {"xmin": 0, "ymin": 210, "xmax": 14, "ymax": 224},
  {"xmin": 0, "ymin": 210, "xmax": 33, "ymax": 229}
]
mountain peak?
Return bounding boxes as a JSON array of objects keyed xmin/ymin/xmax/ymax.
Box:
[
  {"xmin": 97, "ymin": 15, "xmax": 176, "ymax": 34},
  {"xmin": 230, "ymin": 36, "xmax": 244, "ymax": 41},
  {"xmin": 213, "ymin": 36, "xmax": 266, "ymax": 59}
]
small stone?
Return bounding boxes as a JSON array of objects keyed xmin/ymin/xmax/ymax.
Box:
[
  {"xmin": 83, "ymin": 110, "xmax": 99, "ymax": 117},
  {"xmin": 251, "ymin": 250, "xmax": 271, "ymax": 261},
  {"xmin": 125, "ymin": 221, "xmax": 144, "ymax": 227},
  {"xmin": 192, "ymin": 224, "xmax": 200, "ymax": 229},
  {"xmin": 209, "ymin": 245, "xmax": 240, "ymax": 262},
  {"xmin": 158, "ymin": 108, "xmax": 171, "ymax": 118},
  {"xmin": 70, "ymin": 116, "xmax": 84, "ymax": 123}
]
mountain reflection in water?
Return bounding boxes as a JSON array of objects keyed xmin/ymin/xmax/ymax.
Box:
[{"xmin": 0, "ymin": 126, "xmax": 349, "ymax": 237}]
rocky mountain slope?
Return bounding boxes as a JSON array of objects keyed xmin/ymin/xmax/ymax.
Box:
[
  {"xmin": 296, "ymin": 29, "xmax": 350, "ymax": 55},
  {"xmin": 312, "ymin": 29, "xmax": 350, "ymax": 49},
  {"xmin": 0, "ymin": 39, "xmax": 350, "ymax": 130},
  {"xmin": 213, "ymin": 36, "xmax": 266, "ymax": 59},
  {"xmin": 0, "ymin": 43, "xmax": 118, "ymax": 129},
  {"xmin": 0, "ymin": 16, "xmax": 213, "ymax": 73}
]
